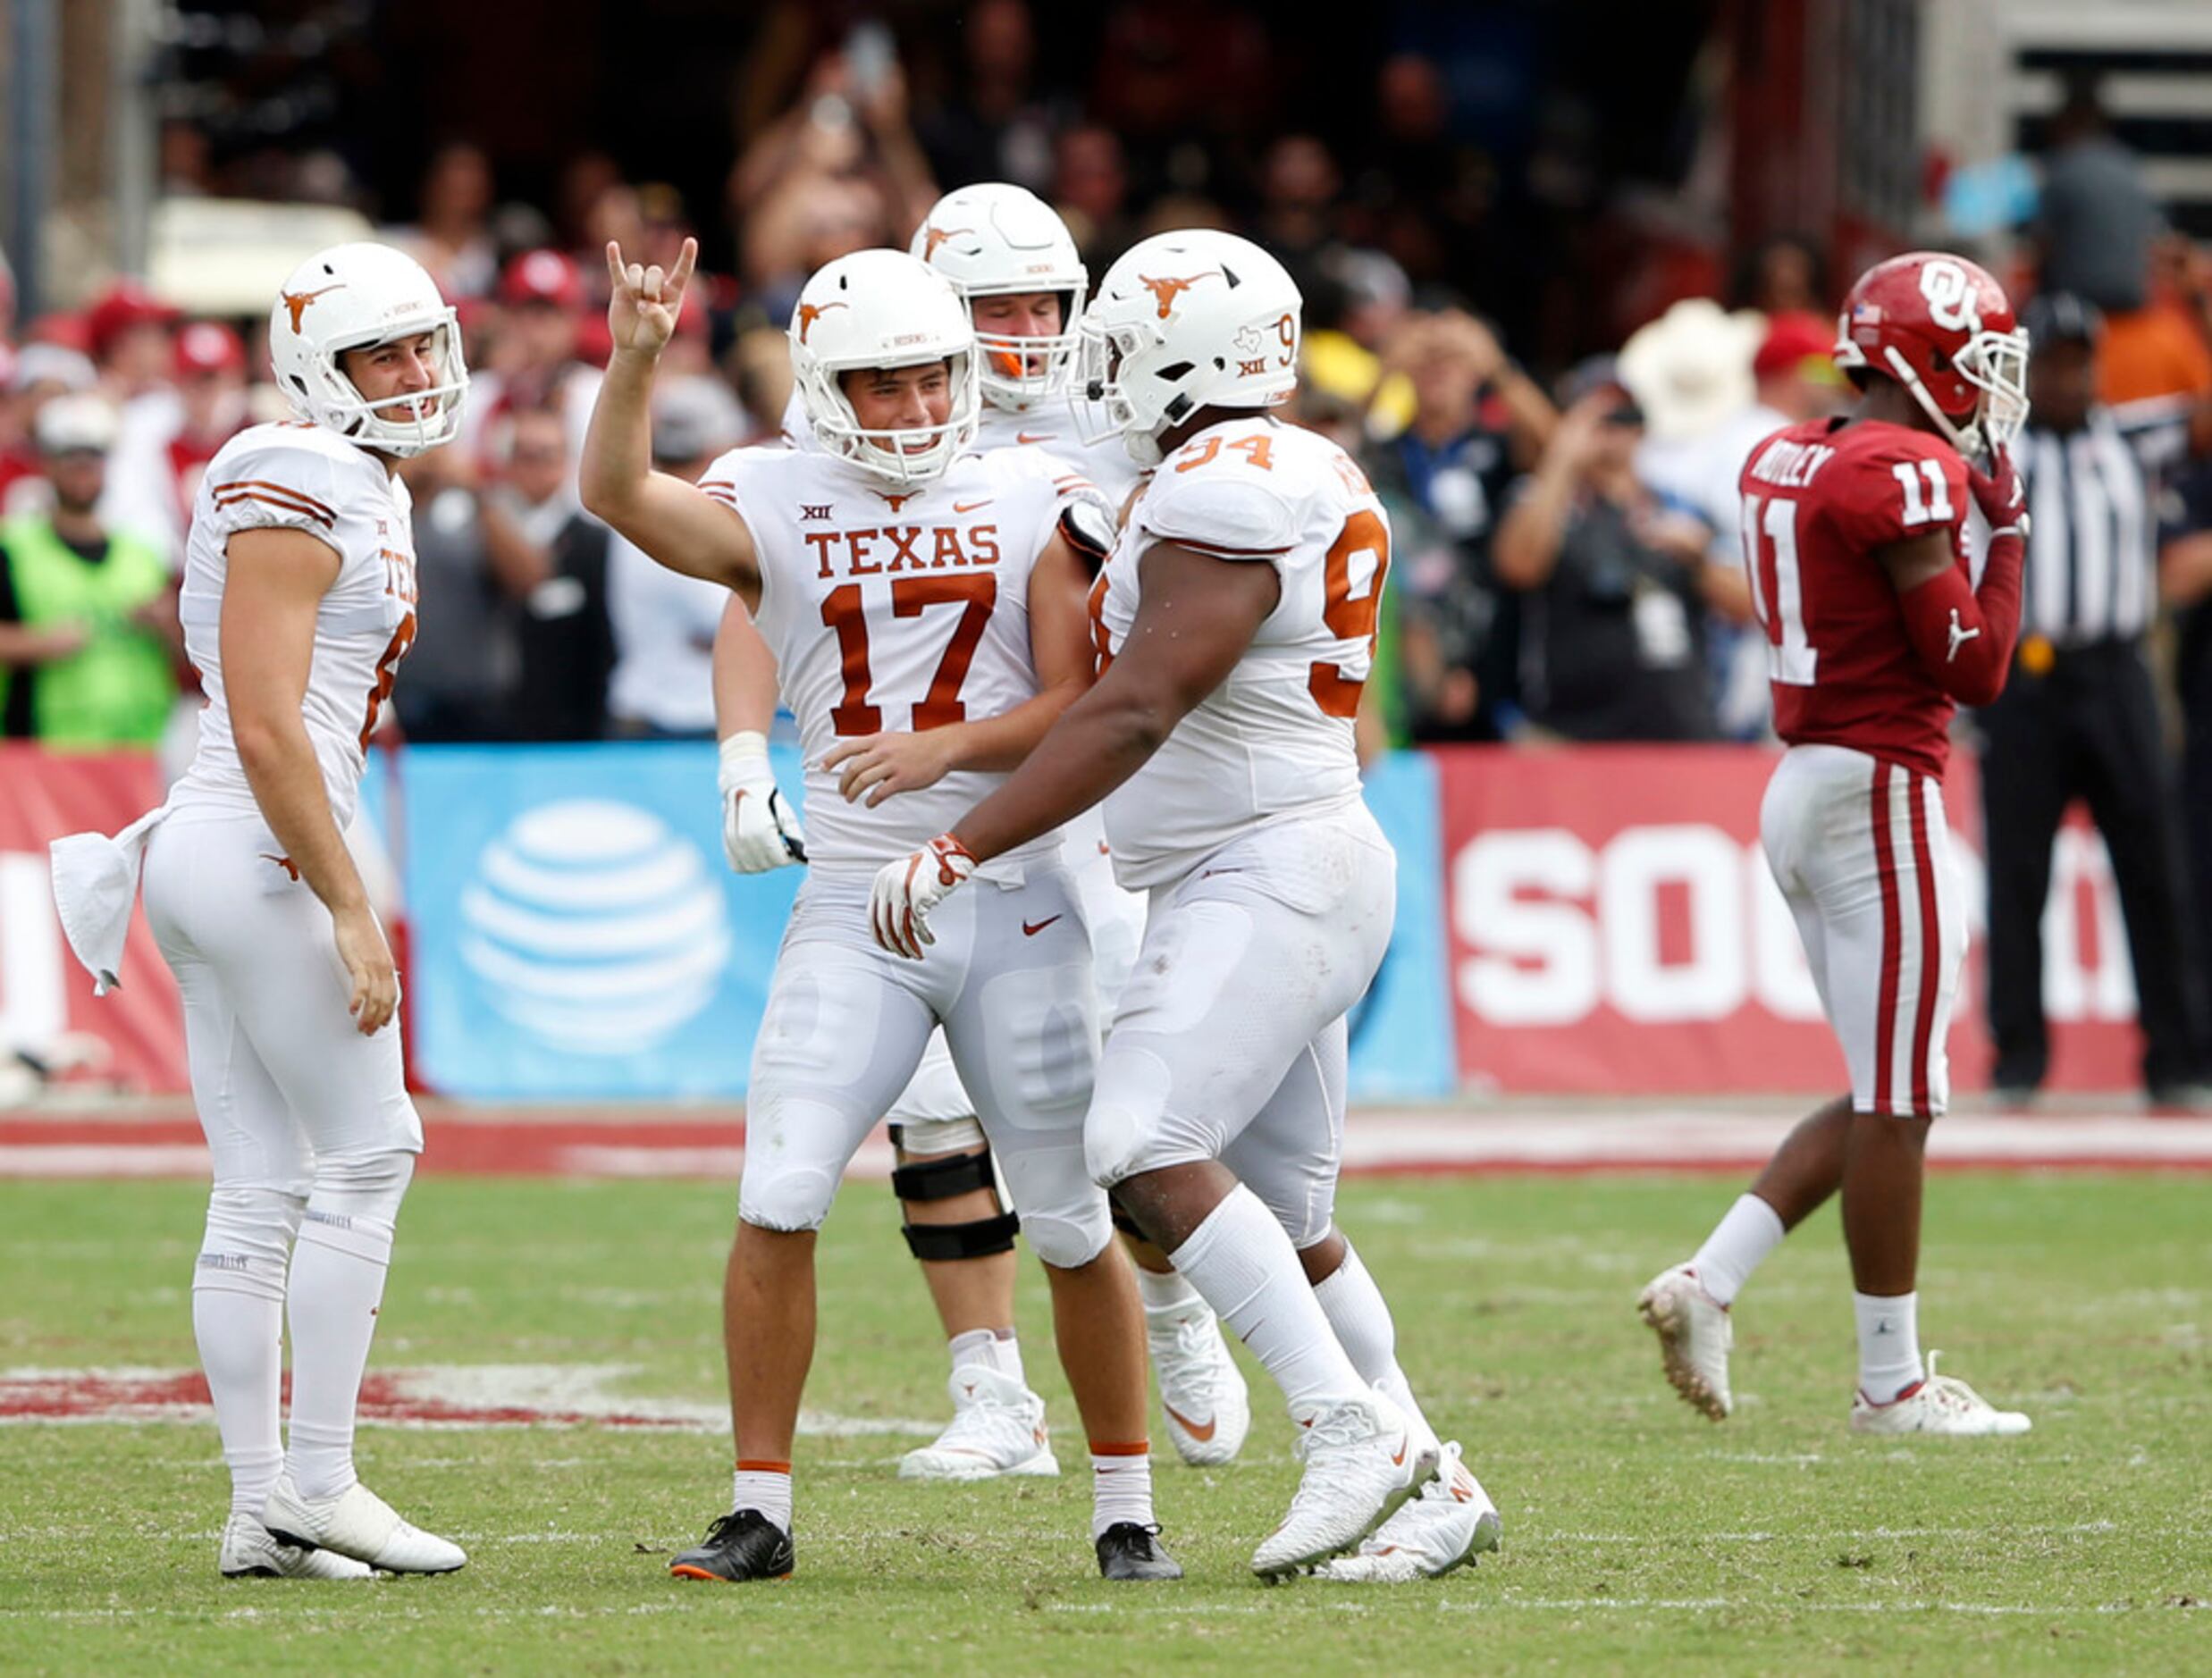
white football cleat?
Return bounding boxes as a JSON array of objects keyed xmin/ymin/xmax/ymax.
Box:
[
  {"xmin": 1848, "ymin": 1352, "xmax": 2031, "ymax": 1437},
  {"xmin": 1148, "ymin": 1301, "xmax": 1250, "ymax": 1467},
  {"xmin": 1638, "ymin": 1262, "xmax": 1733, "ymax": 1420},
  {"xmin": 1310, "ymin": 1440, "xmax": 1501, "ymax": 1582},
  {"xmin": 898, "ymin": 1364, "xmax": 1061, "ymax": 1481},
  {"xmin": 263, "ymin": 1473, "xmax": 467, "ymax": 1574},
  {"xmin": 1249, "ymin": 1391, "xmax": 1437, "ymax": 1582},
  {"xmin": 219, "ymin": 1513, "xmax": 374, "ymax": 1580}
]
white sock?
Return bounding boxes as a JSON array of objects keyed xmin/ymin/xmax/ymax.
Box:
[
  {"xmin": 1310, "ymin": 1242, "xmax": 1441, "ymax": 1461},
  {"xmin": 1854, "ymin": 1291, "xmax": 1924, "ymax": 1403},
  {"xmin": 1167, "ymin": 1187, "xmax": 1366, "ymax": 1413},
  {"xmin": 1691, "ymin": 1194, "xmax": 1787, "ymax": 1307},
  {"xmin": 283, "ymin": 1206, "xmax": 396, "ymax": 1500},
  {"xmin": 1089, "ymin": 1446, "xmax": 1155, "ymax": 1539},
  {"xmin": 947, "ymin": 1327, "xmax": 1024, "ymax": 1386},
  {"xmin": 193, "ymin": 1275, "xmax": 286, "ymax": 1520},
  {"xmin": 1134, "ymin": 1263, "xmax": 1205, "ymax": 1321},
  {"xmin": 732, "ymin": 1462, "xmax": 794, "ymax": 1531}
]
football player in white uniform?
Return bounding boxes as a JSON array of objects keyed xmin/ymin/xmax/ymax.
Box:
[
  {"xmin": 581, "ymin": 239, "xmax": 1179, "ymax": 1583},
  {"xmin": 49, "ymin": 244, "xmax": 470, "ymax": 1579},
  {"xmin": 715, "ymin": 183, "xmax": 1249, "ymax": 1481},
  {"xmin": 870, "ymin": 230, "xmax": 1501, "ymax": 1582}
]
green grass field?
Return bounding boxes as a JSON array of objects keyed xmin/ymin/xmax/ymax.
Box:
[{"xmin": 3, "ymin": 1171, "xmax": 2207, "ymax": 1675}]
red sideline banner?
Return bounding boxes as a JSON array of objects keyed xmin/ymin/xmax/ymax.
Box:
[
  {"xmin": 1439, "ymin": 744, "xmax": 2141, "ymax": 1095},
  {"xmin": 0, "ymin": 745, "xmax": 188, "ymax": 1093}
]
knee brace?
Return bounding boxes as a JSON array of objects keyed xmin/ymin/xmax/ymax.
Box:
[
  {"xmin": 890, "ymin": 1145, "xmax": 1019, "ymax": 1263},
  {"xmin": 196, "ymin": 1186, "xmax": 306, "ymax": 1303},
  {"xmin": 299, "ymin": 1149, "xmax": 414, "ymax": 1262}
]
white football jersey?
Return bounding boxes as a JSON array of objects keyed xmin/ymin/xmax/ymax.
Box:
[
  {"xmin": 702, "ymin": 444, "xmax": 1075, "ymax": 876},
  {"xmin": 973, "ymin": 402, "xmax": 1148, "ymax": 525},
  {"xmin": 1095, "ymin": 416, "xmax": 1391, "ymax": 889},
  {"xmin": 172, "ymin": 423, "xmax": 417, "ymax": 827}
]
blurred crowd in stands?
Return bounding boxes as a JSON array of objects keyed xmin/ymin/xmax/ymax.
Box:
[{"xmin": 3, "ymin": 15, "xmax": 2210, "ymax": 796}]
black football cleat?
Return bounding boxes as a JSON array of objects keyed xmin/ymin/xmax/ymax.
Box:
[
  {"xmin": 1096, "ymin": 1522, "xmax": 1182, "ymax": 1582},
  {"xmin": 669, "ymin": 1510, "xmax": 795, "ymax": 1582}
]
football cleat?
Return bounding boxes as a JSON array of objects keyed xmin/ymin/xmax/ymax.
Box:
[
  {"xmin": 1095, "ymin": 1521, "xmax": 1183, "ymax": 1582},
  {"xmin": 1310, "ymin": 1440, "xmax": 1501, "ymax": 1583},
  {"xmin": 1148, "ymin": 1301, "xmax": 1250, "ymax": 1467},
  {"xmin": 669, "ymin": 1508, "xmax": 796, "ymax": 1582},
  {"xmin": 1848, "ymin": 1353, "xmax": 2031, "ymax": 1437},
  {"xmin": 898, "ymin": 1364, "xmax": 1061, "ymax": 1481},
  {"xmin": 262, "ymin": 1474, "xmax": 465, "ymax": 1574},
  {"xmin": 1249, "ymin": 1391, "xmax": 1437, "ymax": 1582},
  {"xmin": 218, "ymin": 1513, "xmax": 374, "ymax": 1580},
  {"xmin": 1638, "ymin": 1262, "xmax": 1734, "ymax": 1420}
]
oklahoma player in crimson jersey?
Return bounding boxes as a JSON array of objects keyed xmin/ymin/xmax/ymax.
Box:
[{"xmin": 1640, "ymin": 251, "xmax": 2035, "ymax": 1436}]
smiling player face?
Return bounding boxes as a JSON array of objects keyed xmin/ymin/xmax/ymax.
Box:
[
  {"xmin": 341, "ymin": 331, "xmax": 443, "ymax": 421},
  {"xmin": 840, "ymin": 361, "xmax": 954, "ymax": 456}
]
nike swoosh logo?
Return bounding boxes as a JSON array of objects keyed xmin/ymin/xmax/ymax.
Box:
[
  {"xmin": 1162, "ymin": 1403, "xmax": 1216, "ymax": 1442},
  {"xmin": 1391, "ymin": 1434, "xmax": 1409, "ymax": 1467},
  {"xmin": 1022, "ymin": 916, "xmax": 1062, "ymax": 937},
  {"xmin": 954, "ymin": 499, "xmax": 993, "ymax": 514},
  {"xmin": 1015, "ymin": 432, "xmax": 1055, "ymax": 445}
]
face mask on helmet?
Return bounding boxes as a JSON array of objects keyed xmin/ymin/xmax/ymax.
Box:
[
  {"xmin": 323, "ymin": 323, "xmax": 470, "ymax": 457},
  {"xmin": 1071, "ymin": 316, "xmax": 1194, "ymax": 467},
  {"xmin": 970, "ymin": 289, "xmax": 1081, "ymax": 408},
  {"xmin": 796, "ymin": 352, "xmax": 981, "ymax": 486},
  {"xmin": 1949, "ymin": 327, "xmax": 2030, "ymax": 456}
]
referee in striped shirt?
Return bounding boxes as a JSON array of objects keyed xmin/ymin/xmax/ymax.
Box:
[{"xmin": 1978, "ymin": 292, "xmax": 2210, "ymax": 1105}]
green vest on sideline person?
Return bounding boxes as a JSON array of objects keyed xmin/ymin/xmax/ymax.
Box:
[{"xmin": 0, "ymin": 513, "xmax": 176, "ymax": 748}]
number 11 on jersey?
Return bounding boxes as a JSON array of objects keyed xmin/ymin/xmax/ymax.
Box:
[{"xmin": 1740, "ymin": 494, "xmax": 1817, "ymax": 687}]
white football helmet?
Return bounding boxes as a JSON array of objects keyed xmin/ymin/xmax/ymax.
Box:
[
  {"xmin": 788, "ymin": 249, "xmax": 980, "ymax": 487},
  {"xmin": 910, "ymin": 183, "xmax": 1087, "ymax": 411},
  {"xmin": 267, "ymin": 242, "xmax": 467, "ymax": 457},
  {"xmin": 1072, "ymin": 230, "xmax": 1301, "ymax": 467}
]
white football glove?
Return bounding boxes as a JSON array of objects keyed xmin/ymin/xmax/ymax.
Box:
[
  {"xmin": 870, "ymin": 833, "xmax": 979, "ymax": 959},
  {"xmin": 718, "ymin": 731, "xmax": 805, "ymax": 873}
]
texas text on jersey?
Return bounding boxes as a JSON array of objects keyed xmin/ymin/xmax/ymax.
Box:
[
  {"xmin": 172, "ymin": 421, "xmax": 419, "ymax": 826},
  {"xmin": 1738, "ymin": 416, "xmax": 1970, "ymax": 781},
  {"xmin": 1091, "ymin": 415, "xmax": 1391, "ymax": 889},
  {"xmin": 701, "ymin": 440, "xmax": 1086, "ymax": 873}
]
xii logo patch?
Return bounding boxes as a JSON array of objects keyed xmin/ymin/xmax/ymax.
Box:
[{"xmin": 800, "ymin": 503, "xmax": 833, "ymax": 521}]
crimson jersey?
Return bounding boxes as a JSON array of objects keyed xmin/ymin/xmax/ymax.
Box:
[{"xmin": 1738, "ymin": 417, "xmax": 1970, "ymax": 780}]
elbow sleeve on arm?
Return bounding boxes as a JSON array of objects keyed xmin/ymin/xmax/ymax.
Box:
[{"xmin": 1896, "ymin": 532, "xmax": 2024, "ymax": 706}]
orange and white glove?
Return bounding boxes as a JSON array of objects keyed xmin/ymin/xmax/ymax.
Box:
[{"xmin": 870, "ymin": 833, "xmax": 978, "ymax": 959}]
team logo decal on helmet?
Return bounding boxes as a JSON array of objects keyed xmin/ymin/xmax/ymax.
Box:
[
  {"xmin": 921, "ymin": 224, "xmax": 970, "ymax": 261},
  {"xmin": 795, "ymin": 301, "xmax": 848, "ymax": 344},
  {"xmin": 280, "ymin": 285, "xmax": 345, "ymax": 333},
  {"xmin": 1138, "ymin": 273, "xmax": 1216, "ymax": 319}
]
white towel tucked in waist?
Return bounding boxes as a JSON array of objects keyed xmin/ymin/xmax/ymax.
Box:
[{"xmin": 49, "ymin": 805, "xmax": 170, "ymax": 996}]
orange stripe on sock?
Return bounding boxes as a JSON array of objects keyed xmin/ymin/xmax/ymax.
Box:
[
  {"xmin": 735, "ymin": 1459, "xmax": 791, "ymax": 1474},
  {"xmin": 1089, "ymin": 1439, "xmax": 1150, "ymax": 1457}
]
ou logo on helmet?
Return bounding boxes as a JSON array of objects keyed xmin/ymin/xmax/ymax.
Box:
[{"xmin": 1918, "ymin": 259, "xmax": 1982, "ymax": 334}]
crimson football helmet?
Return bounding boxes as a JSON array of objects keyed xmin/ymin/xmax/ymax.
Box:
[{"xmin": 1833, "ymin": 251, "xmax": 2027, "ymax": 457}]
